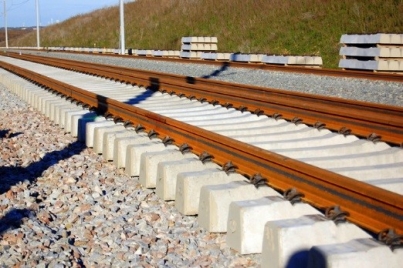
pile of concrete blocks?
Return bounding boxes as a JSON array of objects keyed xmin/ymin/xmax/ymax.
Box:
[
  {"xmin": 135, "ymin": 49, "xmax": 153, "ymax": 57},
  {"xmin": 201, "ymin": 52, "xmax": 233, "ymax": 61},
  {"xmin": 230, "ymin": 53, "xmax": 265, "ymax": 63},
  {"xmin": 262, "ymin": 55, "xmax": 323, "ymax": 67},
  {"xmin": 180, "ymin": 36, "xmax": 218, "ymax": 59},
  {"xmin": 339, "ymin": 33, "xmax": 403, "ymax": 73},
  {"xmin": 152, "ymin": 50, "xmax": 181, "ymax": 58}
]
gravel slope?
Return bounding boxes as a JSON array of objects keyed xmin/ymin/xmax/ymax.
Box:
[{"xmin": 0, "ymin": 83, "xmax": 258, "ymax": 267}]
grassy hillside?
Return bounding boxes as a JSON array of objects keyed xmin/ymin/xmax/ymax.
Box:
[{"xmin": 4, "ymin": 0, "xmax": 403, "ymax": 68}]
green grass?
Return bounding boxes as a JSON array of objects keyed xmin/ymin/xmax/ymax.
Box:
[{"xmin": 6, "ymin": 0, "xmax": 403, "ymax": 68}]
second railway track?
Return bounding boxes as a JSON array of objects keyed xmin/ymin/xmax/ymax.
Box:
[{"xmin": 0, "ymin": 53, "xmax": 402, "ymax": 267}]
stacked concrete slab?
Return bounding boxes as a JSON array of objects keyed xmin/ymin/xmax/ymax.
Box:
[
  {"xmin": 230, "ymin": 53, "xmax": 265, "ymax": 63},
  {"xmin": 339, "ymin": 33, "xmax": 403, "ymax": 73},
  {"xmin": 201, "ymin": 52, "xmax": 233, "ymax": 61},
  {"xmin": 180, "ymin": 36, "xmax": 218, "ymax": 59},
  {"xmin": 135, "ymin": 49, "xmax": 153, "ymax": 57},
  {"xmin": 152, "ymin": 50, "xmax": 181, "ymax": 58},
  {"xmin": 262, "ymin": 55, "xmax": 323, "ymax": 67}
]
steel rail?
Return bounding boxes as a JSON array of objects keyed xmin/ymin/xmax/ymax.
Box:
[
  {"xmin": 5, "ymin": 52, "xmax": 403, "ymax": 146},
  {"xmin": 1, "ymin": 60, "xmax": 402, "ymax": 237}
]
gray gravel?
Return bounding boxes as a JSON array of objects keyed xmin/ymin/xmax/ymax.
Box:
[
  {"xmin": 16, "ymin": 50, "xmax": 403, "ymax": 107},
  {"xmin": 0, "ymin": 85, "xmax": 258, "ymax": 267}
]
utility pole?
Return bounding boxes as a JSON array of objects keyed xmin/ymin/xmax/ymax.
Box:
[
  {"xmin": 36, "ymin": 0, "xmax": 40, "ymax": 48},
  {"xmin": 3, "ymin": 0, "xmax": 8, "ymax": 48},
  {"xmin": 119, "ymin": 0, "xmax": 125, "ymax": 55}
]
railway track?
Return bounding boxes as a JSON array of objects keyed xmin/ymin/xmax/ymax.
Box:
[
  {"xmin": 0, "ymin": 54, "xmax": 402, "ymax": 267},
  {"xmin": 15, "ymin": 48, "xmax": 403, "ymax": 83},
  {"xmin": 4, "ymin": 52, "xmax": 403, "ymax": 145}
]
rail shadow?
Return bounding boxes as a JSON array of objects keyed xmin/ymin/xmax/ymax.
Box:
[
  {"xmin": 285, "ymin": 249, "xmax": 310, "ymax": 268},
  {"xmin": 0, "ymin": 208, "xmax": 32, "ymax": 235},
  {"xmin": 95, "ymin": 77, "xmax": 158, "ymax": 115},
  {"xmin": 0, "ymin": 140, "xmax": 86, "ymax": 195},
  {"xmin": 201, "ymin": 62, "xmax": 230, "ymax": 79},
  {"xmin": 0, "ymin": 129, "xmax": 23, "ymax": 139}
]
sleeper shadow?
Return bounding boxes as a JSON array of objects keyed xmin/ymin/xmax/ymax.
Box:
[{"xmin": 201, "ymin": 62, "xmax": 230, "ymax": 79}]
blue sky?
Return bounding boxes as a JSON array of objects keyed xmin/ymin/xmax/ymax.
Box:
[{"xmin": 2, "ymin": 0, "xmax": 130, "ymax": 28}]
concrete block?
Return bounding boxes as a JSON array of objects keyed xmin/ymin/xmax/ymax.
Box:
[
  {"xmin": 340, "ymin": 33, "xmax": 403, "ymax": 45},
  {"xmin": 180, "ymin": 51, "xmax": 202, "ymax": 59},
  {"xmin": 230, "ymin": 127, "xmax": 324, "ymax": 143},
  {"xmin": 56, "ymin": 106, "xmax": 84, "ymax": 128},
  {"xmin": 77, "ymin": 116, "xmax": 106, "ymax": 142},
  {"xmin": 262, "ymin": 55, "xmax": 323, "ymax": 66},
  {"xmin": 152, "ymin": 50, "xmax": 168, "ymax": 57},
  {"xmin": 175, "ymin": 170, "xmax": 245, "ymax": 215},
  {"xmin": 198, "ymin": 181, "xmax": 281, "ymax": 232},
  {"xmin": 102, "ymin": 129, "xmax": 137, "ymax": 161},
  {"xmin": 277, "ymin": 140, "xmax": 389, "ymax": 159},
  {"xmin": 35, "ymin": 93, "xmax": 50, "ymax": 112},
  {"xmin": 46, "ymin": 99, "xmax": 68, "ymax": 121},
  {"xmin": 124, "ymin": 139, "xmax": 173, "ymax": 176},
  {"xmin": 170, "ymin": 108, "xmax": 243, "ymax": 122},
  {"xmin": 339, "ymin": 59, "xmax": 403, "ymax": 71},
  {"xmin": 44, "ymin": 99, "xmax": 66, "ymax": 118},
  {"xmin": 139, "ymin": 150, "xmax": 197, "ymax": 188},
  {"xmin": 308, "ymin": 238, "xmax": 403, "ymax": 268},
  {"xmin": 156, "ymin": 158, "xmax": 220, "ymax": 201},
  {"xmin": 27, "ymin": 89, "xmax": 38, "ymax": 106},
  {"xmin": 209, "ymin": 44, "xmax": 218, "ymax": 51},
  {"xmin": 156, "ymin": 104, "xmax": 226, "ymax": 118},
  {"xmin": 113, "ymin": 134, "xmax": 149, "ymax": 168},
  {"xmin": 202, "ymin": 117, "xmax": 288, "ymax": 133},
  {"xmin": 304, "ymin": 147, "xmax": 402, "ymax": 168},
  {"xmin": 36, "ymin": 95, "xmax": 55, "ymax": 112},
  {"xmin": 201, "ymin": 52, "xmax": 218, "ymax": 60},
  {"xmin": 389, "ymin": 34, "xmax": 403, "ymax": 44},
  {"xmin": 230, "ymin": 53, "xmax": 264, "ymax": 63},
  {"xmin": 261, "ymin": 215, "xmax": 371, "ymax": 268},
  {"xmin": 30, "ymin": 91, "xmax": 46, "ymax": 109},
  {"xmin": 309, "ymin": 56, "xmax": 323, "ymax": 65},
  {"xmin": 181, "ymin": 36, "xmax": 199, "ymax": 43},
  {"xmin": 50, "ymin": 103, "xmax": 74, "ymax": 122},
  {"xmin": 168, "ymin": 50, "xmax": 181, "ymax": 57},
  {"xmin": 201, "ymin": 52, "xmax": 232, "ymax": 61},
  {"xmin": 332, "ymin": 165, "xmax": 403, "ymax": 195},
  {"xmin": 42, "ymin": 96, "xmax": 61, "ymax": 115},
  {"xmin": 339, "ymin": 47, "xmax": 403, "ymax": 58},
  {"xmin": 258, "ymin": 132, "xmax": 358, "ymax": 151},
  {"xmin": 85, "ymin": 120, "xmax": 115, "ymax": 147},
  {"xmin": 70, "ymin": 112, "xmax": 97, "ymax": 137},
  {"xmin": 263, "ymin": 55, "xmax": 288, "ymax": 64},
  {"xmin": 181, "ymin": 44, "xmax": 199, "ymax": 51},
  {"xmin": 226, "ymin": 196, "xmax": 319, "ymax": 254},
  {"xmin": 136, "ymin": 49, "xmax": 153, "ymax": 56},
  {"xmin": 64, "ymin": 110, "xmax": 90, "ymax": 134},
  {"xmin": 93, "ymin": 124, "xmax": 125, "ymax": 154}
]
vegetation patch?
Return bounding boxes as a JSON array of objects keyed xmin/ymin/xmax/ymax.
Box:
[{"xmin": 4, "ymin": 0, "xmax": 403, "ymax": 68}]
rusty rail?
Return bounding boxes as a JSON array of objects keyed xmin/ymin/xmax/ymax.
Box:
[
  {"xmin": 1, "ymin": 59, "xmax": 402, "ymax": 237},
  {"xmin": 5, "ymin": 52, "xmax": 403, "ymax": 146}
]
